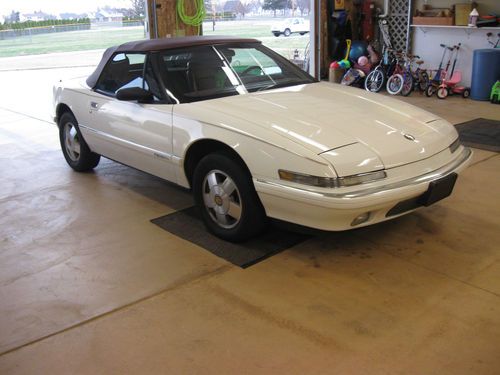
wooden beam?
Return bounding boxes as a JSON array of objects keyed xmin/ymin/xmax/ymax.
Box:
[{"xmin": 147, "ymin": 0, "xmax": 200, "ymax": 39}]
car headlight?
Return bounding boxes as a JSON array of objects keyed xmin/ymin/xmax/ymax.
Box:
[{"xmin": 278, "ymin": 169, "xmax": 386, "ymax": 188}]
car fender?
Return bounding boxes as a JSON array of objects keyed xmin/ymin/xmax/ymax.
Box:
[{"xmin": 172, "ymin": 109, "xmax": 336, "ymax": 188}]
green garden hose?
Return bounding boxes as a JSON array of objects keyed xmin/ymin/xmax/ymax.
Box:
[{"xmin": 176, "ymin": 0, "xmax": 205, "ymax": 34}]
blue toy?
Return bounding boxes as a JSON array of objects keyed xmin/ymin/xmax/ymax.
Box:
[{"xmin": 349, "ymin": 41, "xmax": 368, "ymax": 61}]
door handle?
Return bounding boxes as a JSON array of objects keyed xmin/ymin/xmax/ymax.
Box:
[{"xmin": 90, "ymin": 101, "xmax": 99, "ymax": 110}]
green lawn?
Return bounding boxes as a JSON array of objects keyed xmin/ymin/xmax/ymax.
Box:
[
  {"xmin": 0, "ymin": 20, "xmax": 309, "ymax": 59},
  {"xmin": 0, "ymin": 27, "xmax": 146, "ymax": 57}
]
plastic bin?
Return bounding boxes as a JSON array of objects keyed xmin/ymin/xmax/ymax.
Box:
[{"xmin": 470, "ymin": 49, "xmax": 500, "ymax": 101}]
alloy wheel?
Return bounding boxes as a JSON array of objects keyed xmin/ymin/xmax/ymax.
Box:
[
  {"xmin": 63, "ymin": 122, "xmax": 81, "ymax": 162},
  {"xmin": 202, "ymin": 169, "xmax": 242, "ymax": 229}
]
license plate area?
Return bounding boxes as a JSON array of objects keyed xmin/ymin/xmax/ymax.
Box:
[{"xmin": 419, "ymin": 173, "xmax": 458, "ymax": 207}]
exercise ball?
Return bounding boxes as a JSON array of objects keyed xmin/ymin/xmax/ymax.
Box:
[{"xmin": 349, "ymin": 41, "xmax": 368, "ymax": 61}]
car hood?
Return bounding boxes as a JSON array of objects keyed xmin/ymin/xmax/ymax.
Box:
[{"xmin": 195, "ymin": 82, "xmax": 458, "ymax": 168}]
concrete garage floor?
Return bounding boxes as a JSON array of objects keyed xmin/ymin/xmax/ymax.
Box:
[{"xmin": 1, "ymin": 52, "xmax": 500, "ymax": 374}]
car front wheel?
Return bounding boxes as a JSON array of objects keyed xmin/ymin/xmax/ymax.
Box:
[
  {"xmin": 192, "ymin": 152, "xmax": 266, "ymax": 242},
  {"xmin": 284, "ymin": 28, "xmax": 291, "ymax": 37},
  {"xmin": 59, "ymin": 112, "xmax": 100, "ymax": 171}
]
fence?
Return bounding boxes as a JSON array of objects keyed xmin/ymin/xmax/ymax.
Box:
[{"xmin": 0, "ymin": 21, "xmax": 143, "ymax": 41}]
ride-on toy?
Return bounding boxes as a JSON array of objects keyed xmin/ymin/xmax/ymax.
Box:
[
  {"xmin": 436, "ymin": 43, "xmax": 470, "ymax": 99},
  {"xmin": 491, "ymin": 81, "xmax": 500, "ymax": 104},
  {"xmin": 425, "ymin": 43, "xmax": 454, "ymax": 97},
  {"xmin": 437, "ymin": 70, "xmax": 471, "ymax": 99}
]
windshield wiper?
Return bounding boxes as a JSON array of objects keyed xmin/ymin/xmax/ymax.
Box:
[{"xmin": 256, "ymin": 80, "xmax": 310, "ymax": 92}]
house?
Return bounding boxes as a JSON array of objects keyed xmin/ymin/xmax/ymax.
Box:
[
  {"xmin": 223, "ymin": 1, "xmax": 246, "ymax": 18},
  {"xmin": 20, "ymin": 11, "xmax": 55, "ymax": 22},
  {"xmin": 59, "ymin": 13, "xmax": 88, "ymax": 20},
  {"xmin": 89, "ymin": 10, "xmax": 123, "ymax": 28}
]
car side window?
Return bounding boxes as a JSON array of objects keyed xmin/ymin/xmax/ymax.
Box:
[
  {"xmin": 158, "ymin": 46, "xmax": 239, "ymax": 103},
  {"xmin": 95, "ymin": 53, "xmax": 150, "ymax": 96}
]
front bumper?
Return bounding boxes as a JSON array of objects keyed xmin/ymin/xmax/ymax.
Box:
[{"xmin": 254, "ymin": 147, "xmax": 472, "ymax": 231}]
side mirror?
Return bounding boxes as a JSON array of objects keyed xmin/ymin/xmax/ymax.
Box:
[{"xmin": 116, "ymin": 87, "xmax": 154, "ymax": 103}]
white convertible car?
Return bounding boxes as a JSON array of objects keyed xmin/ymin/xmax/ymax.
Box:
[{"xmin": 53, "ymin": 36, "xmax": 472, "ymax": 241}]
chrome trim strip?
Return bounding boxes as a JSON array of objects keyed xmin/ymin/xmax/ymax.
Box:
[
  {"xmin": 256, "ymin": 147, "xmax": 472, "ymax": 199},
  {"xmin": 79, "ymin": 124, "xmax": 172, "ymax": 160}
]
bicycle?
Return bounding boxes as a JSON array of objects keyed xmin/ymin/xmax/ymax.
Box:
[
  {"xmin": 364, "ymin": 48, "xmax": 397, "ymax": 92},
  {"xmin": 412, "ymin": 58, "xmax": 430, "ymax": 93},
  {"xmin": 386, "ymin": 52, "xmax": 407, "ymax": 95}
]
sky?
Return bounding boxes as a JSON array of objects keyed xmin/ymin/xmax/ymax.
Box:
[{"xmin": 0, "ymin": 0, "xmax": 132, "ymax": 15}]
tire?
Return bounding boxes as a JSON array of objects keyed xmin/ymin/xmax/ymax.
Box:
[
  {"xmin": 462, "ymin": 88, "xmax": 470, "ymax": 98},
  {"xmin": 437, "ymin": 86, "xmax": 448, "ymax": 99},
  {"xmin": 425, "ymin": 84, "xmax": 435, "ymax": 97},
  {"xmin": 418, "ymin": 71, "xmax": 429, "ymax": 91},
  {"xmin": 273, "ymin": 32, "xmax": 280, "ymax": 37},
  {"xmin": 401, "ymin": 74, "xmax": 414, "ymax": 96},
  {"xmin": 284, "ymin": 28, "xmax": 291, "ymax": 37},
  {"xmin": 386, "ymin": 74, "xmax": 404, "ymax": 95},
  {"xmin": 364, "ymin": 69, "xmax": 385, "ymax": 92},
  {"xmin": 192, "ymin": 152, "xmax": 266, "ymax": 242},
  {"xmin": 299, "ymin": 32, "xmax": 307, "ymax": 35},
  {"xmin": 59, "ymin": 112, "xmax": 100, "ymax": 172}
]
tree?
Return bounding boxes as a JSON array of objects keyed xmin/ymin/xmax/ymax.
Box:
[
  {"xmin": 7, "ymin": 10, "xmax": 20, "ymax": 23},
  {"xmin": 296, "ymin": 0, "xmax": 309, "ymax": 16},
  {"xmin": 130, "ymin": 0, "xmax": 145, "ymax": 19},
  {"xmin": 262, "ymin": 0, "xmax": 287, "ymax": 17}
]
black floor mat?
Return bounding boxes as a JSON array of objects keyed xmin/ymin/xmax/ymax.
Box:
[
  {"xmin": 151, "ymin": 206, "xmax": 310, "ymax": 268},
  {"xmin": 455, "ymin": 118, "xmax": 500, "ymax": 152}
]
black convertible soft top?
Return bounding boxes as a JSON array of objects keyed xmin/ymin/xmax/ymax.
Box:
[{"xmin": 86, "ymin": 36, "xmax": 261, "ymax": 88}]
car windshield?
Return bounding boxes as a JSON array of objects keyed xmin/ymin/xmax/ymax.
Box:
[{"xmin": 158, "ymin": 43, "xmax": 315, "ymax": 103}]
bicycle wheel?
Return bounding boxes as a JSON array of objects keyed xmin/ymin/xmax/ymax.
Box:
[
  {"xmin": 364, "ymin": 69, "xmax": 385, "ymax": 92},
  {"xmin": 425, "ymin": 84, "xmax": 435, "ymax": 97},
  {"xmin": 386, "ymin": 74, "xmax": 404, "ymax": 95},
  {"xmin": 418, "ymin": 71, "xmax": 429, "ymax": 91},
  {"xmin": 401, "ymin": 74, "xmax": 414, "ymax": 96}
]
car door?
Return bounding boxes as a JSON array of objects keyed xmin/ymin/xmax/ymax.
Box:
[{"xmin": 84, "ymin": 52, "xmax": 176, "ymax": 182}]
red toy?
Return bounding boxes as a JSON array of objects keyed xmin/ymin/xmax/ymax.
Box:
[{"xmin": 436, "ymin": 43, "xmax": 471, "ymax": 99}]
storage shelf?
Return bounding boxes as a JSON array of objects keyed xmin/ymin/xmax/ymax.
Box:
[
  {"xmin": 411, "ymin": 24, "xmax": 499, "ymax": 29},
  {"xmin": 411, "ymin": 24, "xmax": 499, "ymax": 36}
]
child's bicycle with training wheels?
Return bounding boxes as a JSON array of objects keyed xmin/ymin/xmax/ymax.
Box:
[{"xmin": 410, "ymin": 55, "xmax": 430, "ymax": 94}]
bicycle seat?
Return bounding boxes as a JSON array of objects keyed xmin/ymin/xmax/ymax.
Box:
[{"xmin": 416, "ymin": 60, "xmax": 424, "ymax": 65}]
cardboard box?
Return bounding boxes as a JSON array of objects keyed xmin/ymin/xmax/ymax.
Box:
[
  {"xmin": 455, "ymin": 3, "xmax": 473, "ymax": 26},
  {"xmin": 412, "ymin": 16, "xmax": 454, "ymax": 26}
]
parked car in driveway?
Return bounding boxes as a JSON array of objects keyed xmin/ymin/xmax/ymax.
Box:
[
  {"xmin": 53, "ymin": 36, "xmax": 472, "ymax": 242},
  {"xmin": 271, "ymin": 18, "xmax": 310, "ymax": 37}
]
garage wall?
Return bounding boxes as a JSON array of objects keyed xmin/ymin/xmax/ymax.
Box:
[
  {"xmin": 411, "ymin": 26, "xmax": 497, "ymax": 87},
  {"xmin": 410, "ymin": 0, "xmax": 499, "ymax": 87}
]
